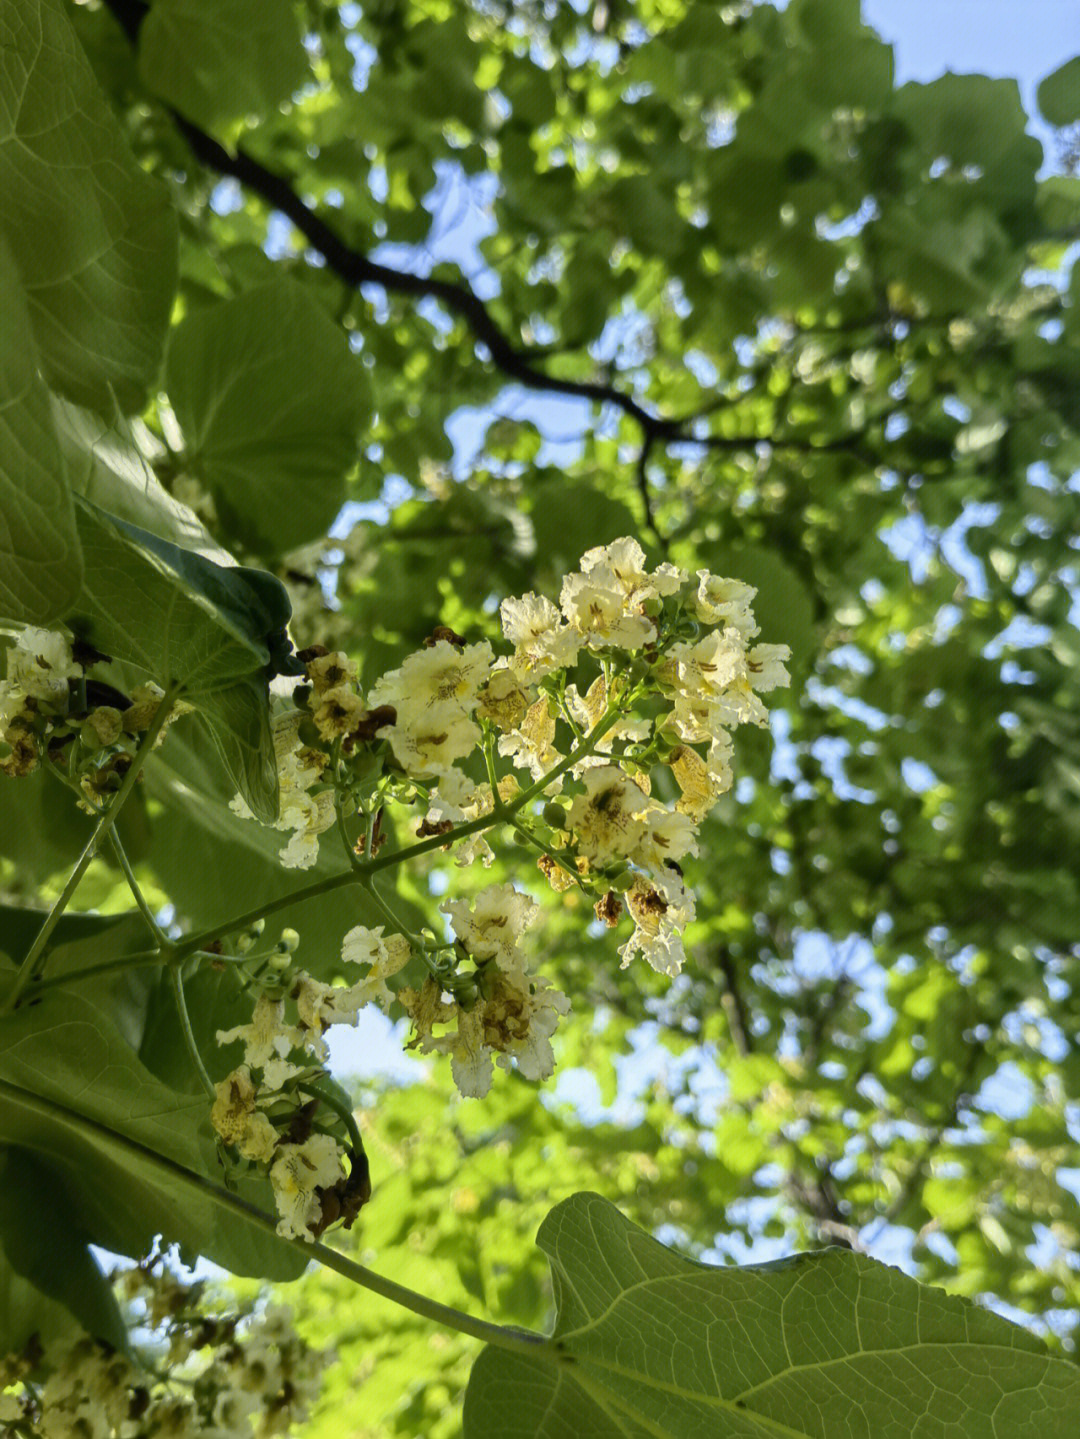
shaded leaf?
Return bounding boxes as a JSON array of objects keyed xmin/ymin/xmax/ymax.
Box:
[
  {"xmin": 0, "ymin": 1148, "xmax": 128, "ymax": 1354},
  {"xmin": 68, "ymin": 496, "xmax": 284, "ymax": 818},
  {"xmin": 138, "ymin": 0, "xmax": 309, "ymax": 129},
  {"xmin": 0, "ymin": 236, "xmax": 82, "ymax": 625},
  {"xmin": 0, "ymin": 982, "xmax": 305, "ymax": 1284},
  {"xmin": 0, "ymin": 0, "xmax": 177, "ymax": 413},
  {"xmin": 165, "ymin": 280, "xmax": 364, "ymax": 556}
]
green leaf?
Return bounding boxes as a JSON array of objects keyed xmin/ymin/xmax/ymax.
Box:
[
  {"xmin": 138, "ymin": 0, "xmax": 309, "ymax": 130},
  {"xmin": 1037, "ymin": 57, "xmax": 1080, "ymax": 127},
  {"xmin": 0, "ymin": 905, "xmax": 153, "ymax": 1049},
  {"xmin": 0, "ymin": 1234, "xmax": 86, "ymax": 1365},
  {"xmin": 54, "ymin": 399, "xmax": 232, "ymax": 560},
  {"xmin": 0, "ymin": 983, "xmax": 306, "ymax": 1284},
  {"xmin": 165, "ymin": 279, "xmax": 364, "ymax": 555},
  {"xmin": 0, "ymin": 236, "xmax": 83, "ymax": 625},
  {"xmin": 142, "ymin": 722, "xmax": 428, "ymax": 972},
  {"xmin": 0, "ymin": 1148, "xmax": 128, "ymax": 1353},
  {"xmin": 464, "ymin": 1193, "xmax": 1080, "ymax": 1438},
  {"xmin": 0, "ymin": 0, "xmax": 177, "ymax": 413},
  {"xmin": 68, "ymin": 495, "xmax": 285, "ymax": 819}
]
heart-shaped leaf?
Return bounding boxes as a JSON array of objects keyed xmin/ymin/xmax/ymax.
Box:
[
  {"xmin": 464, "ymin": 1192, "xmax": 1080, "ymax": 1438},
  {"xmin": 0, "ymin": 0, "xmax": 177, "ymax": 414}
]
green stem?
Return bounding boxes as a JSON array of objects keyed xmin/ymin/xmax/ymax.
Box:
[
  {"xmin": 299, "ymin": 1080, "xmax": 364, "ymax": 1154},
  {"xmin": 336, "ymin": 800, "xmax": 361, "ymax": 871},
  {"xmin": 0, "ymin": 1076, "xmax": 549, "ymax": 1358},
  {"xmin": 509, "ymin": 819, "xmax": 590, "ymax": 893},
  {"xmin": 3, "ymin": 689, "xmax": 179, "ymax": 1011},
  {"xmin": 169, "ymin": 966, "xmax": 216, "ymax": 1101},
  {"xmin": 174, "ymin": 706, "xmax": 627, "ymax": 961},
  {"xmin": 108, "ymin": 830, "xmax": 171, "ymax": 946},
  {"xmin": 17, "ymin": 949, "xmax": 248, "ymax": 1003},
  {"xmin": 482, "ymin": 728, "xmax": 501, "ymax": 795}
]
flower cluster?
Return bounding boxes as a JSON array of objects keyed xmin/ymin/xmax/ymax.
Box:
[
  {"xmin": 489, "ymin": 538, "xmax": 788, "ymax": 976},
  {"xmin": 215, "ymin": 537, "xmax": 789, "ymax": 1101},
  {"xmin": 0, "ymin": 1258, "xmax": 328, "ymax": 1437},
  {"xmin": 0, "ymin": 626, "xmax": 188, "ymax": 790},
  {"xmin": 210, "ymin": 924, "xmax": 407, "ymax": 1240},
  {"xmin": 398, "ymin": 881, "xmax": 570, "ymax": 1098}
]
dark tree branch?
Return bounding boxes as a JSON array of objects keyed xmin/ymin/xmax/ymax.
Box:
[
  {"xmin": 100, "ymin": 0, "xmax": 875, "ymax": 520},
  {"xmin": 716, "ymin": 946, "xmax": 754, "ymax": 1057}
]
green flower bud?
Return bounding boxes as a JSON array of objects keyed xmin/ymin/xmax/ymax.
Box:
[
  {"xmin": 543, "ymin": 802, "xmax": 570, "ymax": 830},
  {"xmin": 279, "ymin": 928, "xmax": 300, "ymax": 953},
  {"xmin": 452, "ymin": 976, "xmax": 480, "ymax": 1011}
]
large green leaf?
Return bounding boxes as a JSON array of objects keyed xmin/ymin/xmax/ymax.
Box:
[
  {"xmin": 0, "ymin": 982, "xmax": 306, "ymax": 1284},
  {"xmin": 0, "ymin": 1148, "xmax": 128, "ymax": 1354},
  {"xmin": 138, "ymin": 0, "xmax": 309, "ymax": 130},
  {"xmin": 165, "ymin": 280, "xmax": 365, "ymax": 556},
  {"xmin": 0, "ymin": 0, "xmax": 177, "ymax": 414},
  {"xmin": 464, "ymin": 1193, "xmax": 1080, "ymax": 1438},
  {"xmin": 0, "ymin": 237, "xmax": 83, "ymax": 625},
  {"xmin": 1037, "ymin": 57, "xmax": 1080, "ymax": 127},
  {"xmin": 68, "ymin": 496, "xmax": 285, "ymax": 818}
]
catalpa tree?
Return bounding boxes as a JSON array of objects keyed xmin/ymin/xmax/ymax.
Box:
[{"xmin": 2, "ymin": 1, "xmax": 1080, "ymax": 1436}]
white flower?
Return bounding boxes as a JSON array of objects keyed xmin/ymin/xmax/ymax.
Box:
[
  {"xmin": 497, "ymin": 694, "xmax": 560, "ymax": 783},
  {"xmin": 690, "ymin": 572, "xmax": 759, "ymax": 635},
  {"xmin": 667, "ymin": 627, "xmax": 749, "ymax": 700},
  {"xmin": 747, "ymin": 642, "xmax": 792, "ymax": 692},
  {"xmin": 559, "ymin": 567, "xmax": 655, "ymax": 650},
  {"xmin": 270, "ymin": 1133, "xmax": 344, "ymax": 1240},
  {"xmin": 217, "ymin": 993, "xmax": 304, "ymax": 1068},
  {"xmin": 423, "ymin": 771, "xmax": 498, "ymax": 867},
  {"xmin": 442, "ymin": 1006, "xmax": 493, "ymax": 1099},
  {"xmin": 306, "ymin": 649, "xmax": 358, "ymax": 693},
  {"xmin": 475, "ymin": 663, "xmax": 532, "ymax": 729},
  {"xmin": 441, "ymin": 881, "xmax": 539, "ymax": 973},
  {"xmin": 382, "ymin": 702, "xmax": 481, "ymax": 777},
  {"xmin": 7, "ymin": 626, "xmax": 82, "ymax": 701},
  {"xmin": 229, "ymin": 710, "xmax": 334, "ymax": 868},
  {"xmin": 618, "ymin": 872, "xmax": 697, "ymax": 977},
  {"xmin": 340, "ymin": 925, "xmax": 413, "ymax": 1010},
  {"xmin": 578, "ymin": 537, "xmax": 685, "ymax": 604},
  {"xmin": 630, "ymin": 802, "xmax": 700, "ymax": 875},
  {"xmin": 368, "ymin": 640, "xmax": 494, "ymax": 718},
  {"xmin": 499, "ymin": 592, "xmax": 582, "ymax": 679},
  {"xmin": 490, "ymin": 973, "xmax": 571, "ymax": 1083},
  {"xmin": 293, "ymin": 972, "xmax": 370, "ymax": 1056},
  {"xmin": 566, "ymin": 764, "xmax": 649, "ymax": 867}
]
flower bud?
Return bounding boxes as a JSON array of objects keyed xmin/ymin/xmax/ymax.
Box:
[
  {"xmin": 451, "ymin": 976, "xmax": 480, "ymax": 1010},
  {"xmin": 543, "ymin": 802, "xmax": 569, "ymax": 830},
  {"xmin": 279, "ymin": 928, "xmax": 300, "ymax": 953}
]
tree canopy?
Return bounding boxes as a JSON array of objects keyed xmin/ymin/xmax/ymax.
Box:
[{"xmin": 2, "ymin": 1, "xmax": 1080, "ymax": 1436}]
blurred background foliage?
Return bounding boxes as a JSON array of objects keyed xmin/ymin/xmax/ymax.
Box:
[{"xmin": 7, "ymin": 0, "xmax": 1080, "ymax": 1431}]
